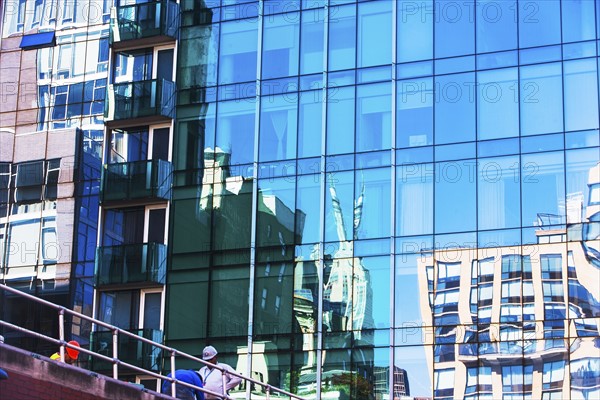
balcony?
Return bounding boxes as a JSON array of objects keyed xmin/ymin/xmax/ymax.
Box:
[
  {"xmin": 90, "ymin": 329, "xmax": 163, "ymax": 372},
  {"xmin": 110, "ymin": 0, "xmax": 180, "ymax": 50},
  {"xmin": 95, "ymin": 243, "xmax": 167, "ymax": 287},
  {"xmin": 100, "ymin": 159, "xmax": 172, "ymax": 205},
  {"xmin": 105, "ymin": 79, "xmax": 176, "ymax": 128}
]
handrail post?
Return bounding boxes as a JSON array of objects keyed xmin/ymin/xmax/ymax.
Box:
[
  {"xmin": 112, "ymin": 328, "xmax": 119, "ymax": 379},
  {"xmin": 58, "ymin": 308, "xmax": 65, "ymax": 362},
  {"xmin": 265, "ymin": 384, "xmax": 271, "ymax": 400},
  {"xmin": 222, "ymin": 371, "xmax": 227, "ymax": 399},
  {"xmin": 170, "ymin": 350, "xmax": 176, "ymax": 398}
]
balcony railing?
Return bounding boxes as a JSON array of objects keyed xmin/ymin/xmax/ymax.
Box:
[
  {"xmin": 105, "ymin": 79, "xmax": 176, "ymax": 127},
  {"xmin": 90, "ymin": 329, "xmax": 163, "ymax": 372},
  {"xmin": 95, "ymin": 242, "xmax": 167, "ymax": 287},
  {"xmin": 100, "ymin": 159, "xmax": 172, "ymax": 204},
  {"xmin": 110, "ymin": 0, "xmax": 180, "ymax": 48}
]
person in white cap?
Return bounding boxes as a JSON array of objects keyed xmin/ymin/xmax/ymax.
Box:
[{"xmin": 198, "ymin": 345, "xmax": 242, "ymax": 399}]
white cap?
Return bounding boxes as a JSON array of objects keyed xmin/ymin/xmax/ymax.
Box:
[{"xmin": 202, "ymin": 345, "xmax": 218, "ymax": 360}]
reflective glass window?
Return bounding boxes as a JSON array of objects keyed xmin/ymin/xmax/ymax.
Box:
[
  {"xmin": 259, "ymin": 93, "xmax": 298, "ymax": 162},
  {"xmin": 397, "ymin": 0, "xmax": 433, "ymax": 63},
  {"xmin": 434, "ymin": 1, "xmax": 474, "ymax": 58},
  {"xmin": 477, "ymin": 156, "xmax": 521, "ymax": 230},
  {"xmin": 477, "ymin": 68, "xmax": 519, "ymax": 140},
  {"xmin": 435, "ymin": 72, "xmax": 476, "ymax": 144},
  {"xmin": 396, "ymin": 163, "xmax": 433, "ymax": 236},
  {"xmin": 262, "ymin": 12, "xmax": 299, "ymax": 79},
  {"xmin": 328, "ymin": 4, "xmax": 356, "ymax": 71},
  {"xmin": 476, "ymin": 0, "xmax": 517, "ymax": 53},
  {"xmin": 561, "ymin": 0, "xmax": 596, "ymax": 43},
  {"xmin": 564, "ymin": 59, "xmax": 599, "ymax": 132},
  {"xmin": 355, "ymin": 167, "xmax": 391, "ymax": 240},
  {"xmin": 521, "ymin": 152, "xmax": 565, "ymax": 228},
  {"xmin": 356, "ymin": 82, "xmax": 391, "ymax": 152},
  {"xmin": 300, "ymin": 9, "xmax": 324, "ymax": 75},
  {"xmin": 357, "ymin": 1, "xmax": 391, "ymax": 68},
  {"xmin": 298, "ymin": 90, "xmax": 322, "ymax": 158},
  {"xmin": 219, "ymin": 18, "xmax": 258, "ymax": 84},
  {"xmin": 324, "ymin": 170, "xmax": 353, "ymax": 243},
  {"xmin": 326, "ymin": 86, "xmax": 355, "ymax": 155},
  {"xmin": 520, "ymin": 63, "xmax": 563, "ymax": 136},
  {"xmin": 216, "ymin": 99, "xmax": 256, "ymax": 165},
  {"xmin": 180, "ymin": 23, "xmax": 220, "ymax": 89},
  {"xmin": 435, "ymin": 160, "xmax": 476, "ymax": 233},
  {"xmin": 397, "ymin": 77, "xmax": 433, "ymax": 148},
  {"xmin": 518, "ymin": 0, "xmax": 561, "ymax": 48}
]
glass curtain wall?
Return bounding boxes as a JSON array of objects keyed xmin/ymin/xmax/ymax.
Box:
[{"xmin": 168, "ymin": 1, "xmax": 600, "ymax": 399}]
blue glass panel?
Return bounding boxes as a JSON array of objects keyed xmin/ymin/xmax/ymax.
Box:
[
  {"xmin": 296, "ymin": 174, "xmax": 320, "ymax": 244},
  {"xmin": 521, "ymin": 152, "xmax": 565, "ymax": 228},
  {"xmin": 434, "ymin": 1, "xmax": 474, "ymax": 58},
  {"xmin": 519, "ymin": 45, "xmax": 561, "ymax": 65},
  {"xmin": 397, "ymin": 77, "xmax": 433, "ymax": 148},
  {"xmin": 396, "ymin": 147, "xmax": 433, "ymax": 164},
  {"xmin": 477, "ymin": 156, "xmax": 521, "ymax": 230},
  {"xmin": 396, "ymin": 60, "xmax": 433, "ymax": 79},
  {"xmin": 562, "ymin": 0, "xmax": 596, "ymax": 43},
  {"xmin": 356, "ymin": 82, "xmax": 391, "ymax": 152},
  {"xmin": 565, "ymin": 130, "xmax": 600, "ymax": 149},
  {"xmin": 435, "ymin": 72, "xmax": 476, "ymax": 144},
  {"xmin": 397, "ymin": 0, "xmax": 433, "ymax": 63},
  {"xmin": 477, "ymin": 50, "xmax": 518, "ymax": 70},
  {"xmin": 328, "ymin": 3, "xmax": 356, "ymax": 71},
  {"xmin": 262, "ymin": 12, "xmax": 299, "ymax": 79},
  {"xmin": 435, "ymin": 160, "xmax": 476, "ymax": 233},
  {"xmin": 476, "ymin": 0, "xmax": 517, "ymax": 53},
  {"xmin": 357, "ymin": 66, "xmax": 391, "ymax": 84},
  {"xmin": 435, "ymin": 142, "xmax": 475, "ymax": 162},
  {"xmin": 298, "ymin": 90, "xmax": 322, "ymax": 158},
  {"xmin": 300, "ymin": 9, "xmax": 324, "ymax": 75},
  {"xmin": 299, "ymin": 74, "xmax": 322, "ymax": 91},
  {"xmin": 261, "ymin": 77, "xmax": 298, "ymax": 96},
  {"xmin": 563, "ymin": 41, "xmax": 597, "ymax": 60},
  {"xmin": 477, "ymin": 68, "xmax": 519, "ymax": 140},
  {"xmin": 20, "ymin": 31, "xmax": 55, "ymax": 50},
  {"xmin": 328, "ymin": 69, "xmax": 354, "ymax": 87},
  {"xmin": 564, "ymin": 59, "xmax": 599, "ymax": 132},
  {"xmin": 215, "ymin": 99, "xmax": 256, "ymax": 165},
  {"xmin": 326, "ymin": 86, "xmax": 354, "ymax": 155},
  {"xmin": 478, "ymin": 138, "xmax": 519, "ymax": 157},
  {"xmin": 521, "ymin": 133, "xmax": 564, "ymax": 154},
  {"xmin": 520, "ymin": 63, "xmax": 563, "ymax": 136},
  {"xmin": 355, "ymin": 167, "xmax": 391, "ymax": 239},
  {"xmin": 324, "ymin": 170, "xmax": 353, "ymax": 242},
  {"xmin": 259, "ymin": 93, "xmax": 298, "ymax": 162},
  {"xmin": 435, "ymin": 55, "xmax": 475, "ymax": 75},
  {"xmin": 518, "ymin": 0, "xmax": 560, "ymax": 48},
  {"xmin": 357, "ymin": 0, "xmax": 391, "ymax": 68},
  {"xmin": 219, "ymin": 18, "xmax": 258, "ymax": 84},
  {"xmin": 396, "ymin": 163, "xmax": 433, "ymax": 236}
]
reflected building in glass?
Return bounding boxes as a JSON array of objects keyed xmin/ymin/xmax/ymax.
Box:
[{"xmin": 2, "ymin": 0, "xmax": 600, "ymax": 399}]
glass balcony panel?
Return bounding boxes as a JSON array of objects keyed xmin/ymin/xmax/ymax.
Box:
[
  {"xmin": 95, "ymin": 243, "xmax": 167, "ymax": 286},
  {"xmin": 105, "ymin": 79, "xmax": 176, "ymax": 124},
  {"xmin": 101, "ymin": 159, "xmax": 172, "ymax": 203},
  {"xmin": 110, "ymin": 1, "xmax": 180, "ymax": 44},
  {"xmin": 90, "ymin": 329, "xmax": 163, "ymax": 372}
]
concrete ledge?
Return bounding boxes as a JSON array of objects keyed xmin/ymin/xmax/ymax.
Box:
[{"xmin": 0, "ymin": 343, "xmax": 173, "ymax": 400}]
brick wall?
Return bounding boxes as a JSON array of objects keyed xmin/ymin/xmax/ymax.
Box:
[{"xmin": 0, "ymin": 343, "xmax": 172, "ymax": 400}]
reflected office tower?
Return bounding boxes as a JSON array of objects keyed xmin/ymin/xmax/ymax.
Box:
[{"xmin": 417, "ymin": 163, "xmax": 600, "ymax": 399}]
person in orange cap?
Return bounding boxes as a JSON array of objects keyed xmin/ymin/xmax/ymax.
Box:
[{"xmin": 50, "ymin": 340, "xmax": 80, "ymax": 364}]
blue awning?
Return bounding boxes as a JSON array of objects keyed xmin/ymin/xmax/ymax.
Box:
[{"xmin": 20, "ymin": 31, "xmax": 55, "ymax": 50}]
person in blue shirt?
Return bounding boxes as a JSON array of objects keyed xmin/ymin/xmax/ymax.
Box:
[{"xmin": 161, "ymin": 369, "xmax": 205, "ymax": 400}]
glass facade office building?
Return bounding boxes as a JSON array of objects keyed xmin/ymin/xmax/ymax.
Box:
[{"xmin": 2, "ymin": 0, "xmax": 600, "ymax": 399}]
